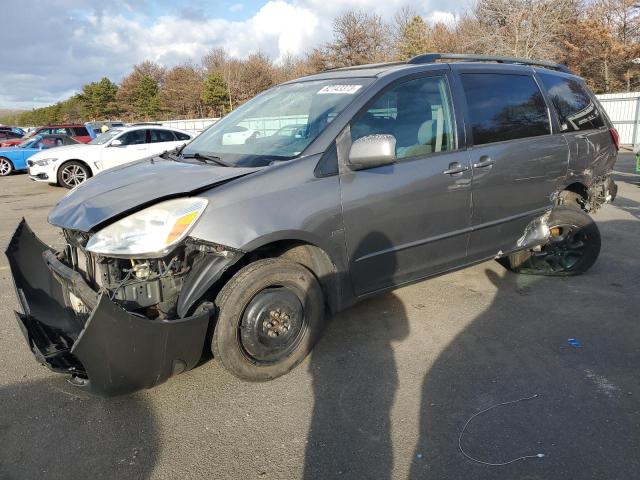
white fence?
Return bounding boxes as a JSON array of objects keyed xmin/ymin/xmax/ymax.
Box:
[
  {"xmin": 158, "ymin": 115, "xmax": 308, "ymax": 138},
  {"xmin": 596, "ymin": 92, "xmax": 640, "ymax": 146},
  {"xmin": 159, "ymin": 118, "xmax": 218, "ymax": 135}
]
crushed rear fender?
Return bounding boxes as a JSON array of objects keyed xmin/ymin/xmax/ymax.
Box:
[{"xmin": 5, "ymin": 219, "xmax": 210, "ymax": 397}]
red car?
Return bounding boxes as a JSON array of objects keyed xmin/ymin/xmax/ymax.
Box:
[{"xmin": 0, "ymin": 124, "xmax": 92, "ymax": 147}]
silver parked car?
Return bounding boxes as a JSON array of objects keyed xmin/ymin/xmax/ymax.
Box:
[{"xmin": 6, "ymin": 54, "xmax": 618, "ymax": 396}]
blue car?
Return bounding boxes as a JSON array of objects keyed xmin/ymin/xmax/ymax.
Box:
[{"xmin": 0, "ymin": 134, "xmax": 79, "ymax": 176}]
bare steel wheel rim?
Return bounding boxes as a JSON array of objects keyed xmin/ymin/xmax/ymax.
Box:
[
  {"xmin": 238, "ymin": 286, "xmax": 307, "ymax": 364},
  {"xmin": 0, "ymin": 158, "xmax": 11, "ymax": 176},
  {"xmin": 61, "ymin": 164, "xmax": 87, "ymax": 186}
]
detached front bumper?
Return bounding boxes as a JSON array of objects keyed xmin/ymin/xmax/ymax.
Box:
[{"xmin": 5, "ymin": 220, "xmax": 210, "ymax": 397}]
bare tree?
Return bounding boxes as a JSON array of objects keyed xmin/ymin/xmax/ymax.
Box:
[
  {"xmin": 467, "ymin": 0, "xmax": 578, "ymax": 59},
  {"xmin": 324, "ymin": 10, "xmax": 393, "ymax": 68}
]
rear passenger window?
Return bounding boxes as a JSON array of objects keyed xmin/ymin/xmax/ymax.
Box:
[
  {"xmin": 538, "ymin": 73, "xmax": 605, "ymax": 132},
  {"xmin": 149, "ymin": 129, "xmax": 177, "ymax": 143},
  {"xmin": 351, "ymin": 75, "xmax": 456, "ymax": 159},
  {"xmin": 460, "ymin": 73, "xmax": 550, "ymax": 145}
]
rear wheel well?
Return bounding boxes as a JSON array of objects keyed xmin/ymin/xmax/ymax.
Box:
[{"xmin": 559, "ymin": 183, "xmax": 589, "ymax": 210}]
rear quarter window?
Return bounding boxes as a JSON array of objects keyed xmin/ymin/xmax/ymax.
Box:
[
  {"xmin": 175, "ymin": 131, "xmax": 191, "ymax": 141},
  {"xmin": 538, "ymin": 73, "xmax": 606, "ymax": 132},
  {"xmin": 460, "ymin": 73, "xmax": 550, "ymax": 146},
  {"xmin": 149, "ymin": 129, "xmax": 177, "ymax": 143}
]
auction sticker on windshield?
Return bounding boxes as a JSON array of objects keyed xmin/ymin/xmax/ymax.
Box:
[{"xmin": 317, "ymin": 85, "xmax": 363, "ymax": 95}]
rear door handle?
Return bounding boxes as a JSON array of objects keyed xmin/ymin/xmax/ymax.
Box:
[
  {"xmin": 443, "ymin": 162, "xmax": 470, "ymax": 175},
  {"xmin": 473, "ymin": 156, "xmax": 494, "ymax": 169}
]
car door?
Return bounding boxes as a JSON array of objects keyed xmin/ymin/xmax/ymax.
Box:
[
  {"xmin": 147, "ymin": 129, "xmax": 182, "ymax": 155},
  {"xmin": 454, "ymin": 67, "xmax": 569, "ymax": 261},
  {"xmin": 340, "ymin": 72, "xmax": 472, "ymax": 296},
  {"xmin": 101, "ymin": 129, "xmax": 149, "ymax": 169}
]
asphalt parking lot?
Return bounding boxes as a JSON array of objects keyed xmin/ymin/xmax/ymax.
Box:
[{"xmin": 0, "ymin": 153, "xmax": 639, "ymax": 480}]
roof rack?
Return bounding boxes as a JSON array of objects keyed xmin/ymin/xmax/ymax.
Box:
[
  {"xmin": 407, "ymin": 53, "xmax": 572, "ymax": 74},
  {"xmin": 324, "ymin": 61, "xmax": 406, "ymax": 72}
]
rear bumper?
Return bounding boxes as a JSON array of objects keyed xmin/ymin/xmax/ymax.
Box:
[{"xmin": 5, "ymin": 220, "xmax": 210, "ymax": 397}]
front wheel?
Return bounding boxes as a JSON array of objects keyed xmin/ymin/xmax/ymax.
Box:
[
  {"xmin": 0, "ymin": 157, "xmax": 14, "ymax": 176},
  {"xmin": 500, "ymin": 206, "xmax": 601, "ymax": 276},
  {"xmin": 57, "ymin": 161, "xmax": 90, "ymax": 188},
  {"xmin": 212, "ymin": 258, "xmax": 325, "ymax": 381}
]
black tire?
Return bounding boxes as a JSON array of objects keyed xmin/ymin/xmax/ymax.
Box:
[
  {"xmin": 501, "ymin": 206, "xmax": 601, "ymax": 276},
  {"xmin": 212, "ymin": 258, "xmax": 325, "ymax": 381},
  {"xmin": 57, "ymin": 160, "xmax": 91, "ymax": 188},
  {"xmin": 0, "ymin": 157, "xmax": 14, "ymax": 176}
]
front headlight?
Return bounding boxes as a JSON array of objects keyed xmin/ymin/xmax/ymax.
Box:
[
  {"xmin": 34, "ymin": 158, "xmax": 56, "ymax": 166},
  {"xmin": 86, "ymin": 198, "xmax": 208, "ymax": 258}
]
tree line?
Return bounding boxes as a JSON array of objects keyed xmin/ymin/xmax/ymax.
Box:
[{"xmin": 3, "ymin": 0, "xmax": 639, "ymax": 126}]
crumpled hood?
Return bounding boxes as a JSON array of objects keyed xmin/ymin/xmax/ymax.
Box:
[{"xmin": 48, "ymin": 156, "xmax": 260, "ymax": 232}]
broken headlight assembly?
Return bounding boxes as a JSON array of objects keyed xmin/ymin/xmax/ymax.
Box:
[{"xmin": 86, "ymin": 197, "xmax": 208, "ymax": 258}]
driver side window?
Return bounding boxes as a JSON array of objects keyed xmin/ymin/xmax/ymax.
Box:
[{"xmin": 351, "ymin": 75, "xmax": 456, "ymax": 160}]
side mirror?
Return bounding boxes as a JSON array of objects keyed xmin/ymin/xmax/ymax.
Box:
[
  {"xmin": 110, "ymin": 139, "xmax": 123, "ymax": 147},
  {"xmin": 347, "ymin": 134, "xmax": 396, "ymax": 171}
]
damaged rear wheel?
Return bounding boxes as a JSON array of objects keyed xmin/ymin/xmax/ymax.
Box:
[
  {"xmin": 212, "ymin": 258, "xmax": 325, "ymax": 381},
  {"xmin": 501, "ymin": 206, "xmax": 601, "ymax": 276}
]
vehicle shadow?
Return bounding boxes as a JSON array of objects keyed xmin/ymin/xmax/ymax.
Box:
[
  {"xmin": 303, "ymin": 231, "xmax": 409, "ymax": 479},
  {"xmin": 0, "ymin": 378, "xmax": 159, "ymax": 479},
  {"xmin": 409, "ymin": 218, "xmax": 640, "ymax": 479}
]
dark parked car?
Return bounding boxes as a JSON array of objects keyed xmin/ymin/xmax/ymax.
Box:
[
  {"xmin": 0, "ymin": 124, "xmax": 91, "ymax": 147},
  {"xmin": 6, "ymin": 54, "xmax": 618, "ymax": 396},
  {"xmin": 0, "ymin": 130, "xmax": 22, "ymax": 142}
]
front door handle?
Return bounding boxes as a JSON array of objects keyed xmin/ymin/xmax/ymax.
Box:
[
  {"xmin": 473, "ymin": 156, "xmax": 495, "ymax": 169},
  {"xmin": 443, "ymin": 162, "xmax": 470, "ymax": 175}
]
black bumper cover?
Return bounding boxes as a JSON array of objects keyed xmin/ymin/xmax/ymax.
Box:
[{"xmin": 5, "ymin": 220, "xmax": 210, "ymax": 397}]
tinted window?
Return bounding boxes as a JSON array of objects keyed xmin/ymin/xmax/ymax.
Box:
[
  {"xmin": 351, "ymin": 75, "xmax": 456, "ymax": 159},
  {"xmin": 175, "ymin": 131, "xmax": 191, "ymax": 141},
  {"xmin": 538, "ymin": 73, "xmax": 605, "ymax": 132},
  {"xmin": 119, "ymin": 130, "xmax": 147, "ymax": 145},
  {"xmin": 149, "ymin": 129, "xmax": 176, "ymax": 143},
  {"xmin": 72, "ymin": 126, "xmax": 90, "ymax": 136},
  {"xmin": 461, "ymin": 73, "xmax": 550, "ymax": 145}
]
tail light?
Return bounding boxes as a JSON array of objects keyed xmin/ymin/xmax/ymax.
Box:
[{"xmin": 609, "ymin": 128, "xmax": 620, "ymax": 151}]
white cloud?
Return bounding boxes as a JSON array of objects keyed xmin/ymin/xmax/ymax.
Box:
[
  {"xmin": 427, "ymin": 10, "xmax": 457, "ymax": 25},
  {"xmin": 0, "ymin": 0, "xmax": 463, "ymax": 109}
]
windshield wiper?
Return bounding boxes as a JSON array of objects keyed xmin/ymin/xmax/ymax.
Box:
[{"xmin": 181, "ymin": 152, "xmax": 233, "ymax": 167}]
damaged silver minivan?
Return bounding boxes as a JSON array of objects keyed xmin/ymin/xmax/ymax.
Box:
[{"xmin": 6, "ymin": 54, "xmax": 618, "ymax": 396}]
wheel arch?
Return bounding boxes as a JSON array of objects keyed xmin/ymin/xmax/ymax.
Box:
[
  {"xmin": 58, "ymin": 158, "xmax": 94, "ymax": 176},
  {"xmin": 252, "ymin": 239, "xmax": 342, "ymax": 314},
  {"xmin": 0, "ymin": 155, "xmax": 15, "ymax": 171},
  {"xmin": 180, "ymin": 236, "xmax": 344, "ymax": 318},
  {"xmin": 56, "ymin": 159, "xmax": 94, "ymax": 186}
]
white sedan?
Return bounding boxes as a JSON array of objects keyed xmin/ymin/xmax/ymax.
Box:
[{"xmin": 27, "ymin": 125, "xmax": 193, "ymax": 188}]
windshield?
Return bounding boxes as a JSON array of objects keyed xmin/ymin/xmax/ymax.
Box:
[
  {"xmin": 181, "ymin": 78, "xmax": 373, "ymax": 167},
  {"xmin": 90, "ymin": 129, "xmax": 123, "ymax": 145},
  {"xmin": 18, "ymin": 135, "xmax": 42, "ymax": 148}
]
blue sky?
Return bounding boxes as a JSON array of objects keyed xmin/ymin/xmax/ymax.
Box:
[{"xmin": 0, "ymin": 0, "xmax": 465, "ymax": 110}]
